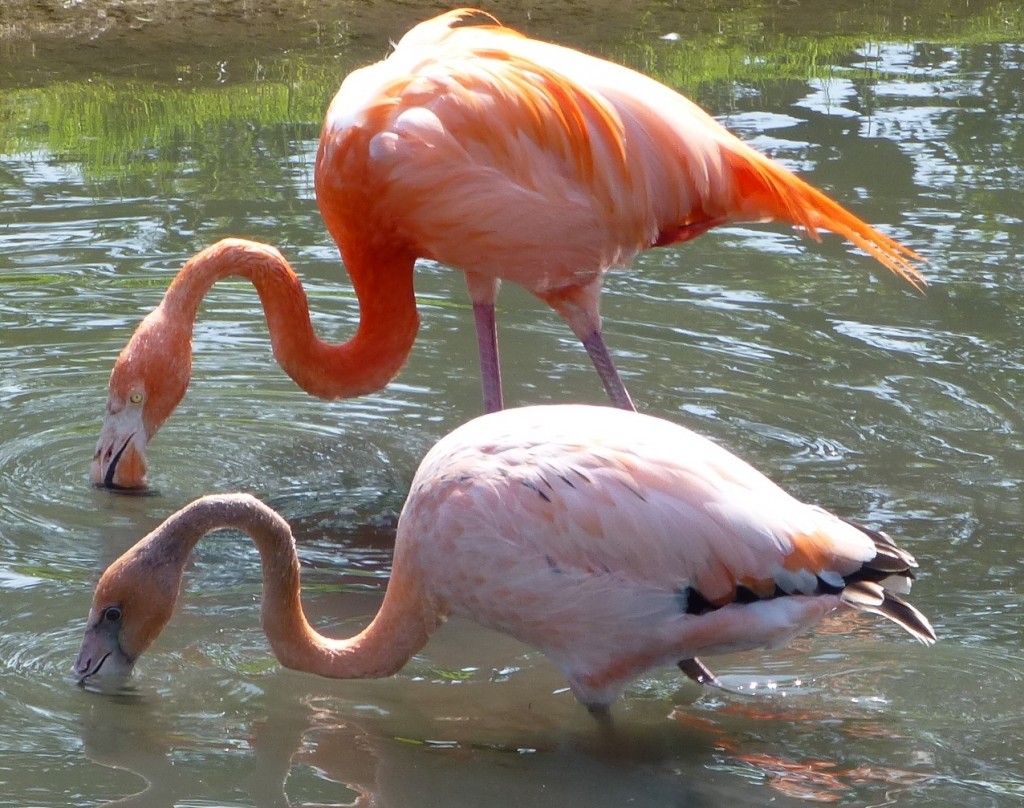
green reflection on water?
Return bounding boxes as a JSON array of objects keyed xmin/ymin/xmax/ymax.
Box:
[
  {"xmin": 1, "ymin": 0, "xmax": 1020, "ymax": 182},
  {"xmin": 1, "ymin": 75, "xmax": 330, "ymax": 183}
]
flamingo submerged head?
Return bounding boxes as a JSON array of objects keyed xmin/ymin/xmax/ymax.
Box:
[
  {"xmin": 90, "ymin": 305, "xmax": 193, "ymax": 490},
  {"xmin": 73, "ymin": 581, "xmax": 171, "ymax": 684},
  {"xmin": 76, "ymin": 406, "xmax": 935, "ymax": 714},
  {"xmin": 70, "ymin": 502, "xmax": 234, "ymax": 682},
  {"xmin": 74, "ymin": 503, "xmax": 196, "ymax": 680}
]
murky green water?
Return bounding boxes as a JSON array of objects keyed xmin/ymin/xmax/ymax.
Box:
[{"xmin": 1, "ymin": 1, "xmax": 1023, "ymax": 805}]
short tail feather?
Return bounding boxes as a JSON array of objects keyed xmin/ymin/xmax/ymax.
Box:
[
  {"xmin": 723, "ymin": 148, "xmax": 926, "ymax": 291},
  {"xmin": 841, "ymin": 523, "xmax": 936, "ymax": 645}
]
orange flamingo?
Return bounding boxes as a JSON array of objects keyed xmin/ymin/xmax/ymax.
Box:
[
  {"xmin": 76, "ymin": 405, "xmax": 935, "ymax": 715},
  {"xmin": 91, "ymin": 8, "xmax": 924, "ymax": 489}
]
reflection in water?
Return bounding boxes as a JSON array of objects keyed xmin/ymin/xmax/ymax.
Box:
[
  {"xmin": 673, "ymin": 700, "xmax": 940, "ymax": 803},
  {"xmin": 77, "ymin": 679, "xmax": 961, "ymax": 807},
  {"xmin": 726, "ymin": 753, "xmax": 932, "ymax": 803},
  {"xmin": 75, "ymin": 690, "xmax": 776, "ymax": 807}
]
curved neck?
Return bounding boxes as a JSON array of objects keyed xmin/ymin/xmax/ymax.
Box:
[
  {"xmin": 160, "ymin": 238, "xmax": 420, "ymax": 399},
  {"xmin": 145, "ymin": 494, "xmax": 439, "ymax": 679}
]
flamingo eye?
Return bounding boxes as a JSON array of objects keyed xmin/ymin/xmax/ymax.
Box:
[
  {"xmin": 129, "ymin": 392, "xmax": 144, "ymax": 405},
  {"xmin": 102, "ymin": 606, "xmax": 123, "ymax": 622}
]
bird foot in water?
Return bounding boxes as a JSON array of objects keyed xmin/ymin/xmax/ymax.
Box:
[{"xmin": 678, "ymin": 658, "xmax": 754, "ymax": 697}]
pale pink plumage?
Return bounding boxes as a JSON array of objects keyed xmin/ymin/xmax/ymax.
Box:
[
  {"xmin": 76, "ymin": 405, "xmax": 934, "ymax": 713},
  {"xmin": 402, "ymin": 405, "xmax": 933, "ymax": 706}
]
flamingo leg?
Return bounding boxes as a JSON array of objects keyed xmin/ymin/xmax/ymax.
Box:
[
  {"xmin": 466, "ymin": 272, "xmax": 504, "ymax": 413},
  {"xmin": 539, "ymin": 283, "xmax": 637, "ymax": 412},
  {"xmin": 587, "ymin": 702, "xmax": 615, "ymax": 728},
  {"xmin": 681, "ymin": 658, "xmax": 760, "ymax": 698},
  {"xmin": 678, "ymin": 658, "xmax": 723, "ymax": 689},
  {"xmin": 580, "ymin": 328, "xmax": 635, "ymax": 412},
  {"xmin": 473, "ymin": 300, "xmax": 504, "ymax": 413}
]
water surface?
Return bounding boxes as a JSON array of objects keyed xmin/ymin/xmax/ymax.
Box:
[{"xmin": 1, "ymin": 2, "xmax": 1023, "ymax": 805}]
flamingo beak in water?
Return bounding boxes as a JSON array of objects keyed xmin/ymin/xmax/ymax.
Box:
[
  {"xmin": 73, "ymin": 605, "xmax": 135, "ymax": 685},
  {"xmin": 90, "ymin": 407, "xmax": 148, "ymax": 490}
]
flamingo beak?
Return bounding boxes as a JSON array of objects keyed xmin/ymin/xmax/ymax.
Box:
[
  {"xmin": 73, "ymin": 616, "xmax": 134, "ymax": 685},
  {"xmin": 90, "ymin": 409, "xmax": 149, "ymax": 490}
]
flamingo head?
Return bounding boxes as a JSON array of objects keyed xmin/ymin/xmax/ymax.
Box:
[
  {"xmin": 73, "ymin": 526, "xmax": 188, "ymax": 684},
  {"xmin": 91, "ymin": 307, "xmax": 193, "ymax": 490}
]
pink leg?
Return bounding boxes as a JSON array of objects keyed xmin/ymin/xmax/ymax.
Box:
[
  {"xmin": 580, "ymin": 328, "xmax": 635, "ymax": 412},
  {"xmin": 473, "ymin": 300, "xmax": 504, "ymax": 413},
  {"xmin": 541, "ymin": 281, "xmax": 637, "ymax": 413},
  {"xmin": 466, "ymin": 272, "xmax": 504, "ymax": 413}
]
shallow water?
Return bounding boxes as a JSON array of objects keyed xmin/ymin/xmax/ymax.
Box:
[{"xmin": 1, "ymin": 2, "xmax": 1023, "ymax": 806}]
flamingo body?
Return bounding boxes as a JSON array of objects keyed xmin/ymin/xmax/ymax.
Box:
[
  {"xmin": 76, "ymin": 405, "xmax": 934, "ymax": 711},
  {"xmin": 316, "ymin": 8, "xmax": 923, "ymax": 412},
  {"xmin": 397, "ymin": 406, "xmax": 926, "ymax": 705},
  {"xmin": 319, "ymin": 10, "xmax": 921, "ymax": 293}
]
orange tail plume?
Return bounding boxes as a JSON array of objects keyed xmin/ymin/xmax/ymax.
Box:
[{"xmin": 724, "ymin": 148, "xmax": 926, "ymax": 291}]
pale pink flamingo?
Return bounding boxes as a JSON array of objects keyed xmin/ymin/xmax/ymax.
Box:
[
  {"xmin": 76, "ymin": 405, "xmax": 935, "ymax": 714},
  {"xmin": 92, "ymin": 9, "xmax": 924, "ymax": 490}
]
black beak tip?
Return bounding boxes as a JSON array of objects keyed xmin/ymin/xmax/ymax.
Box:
[{"xmin": 101, "ymin": 438, "xmax": 131, "ymax": 489}]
